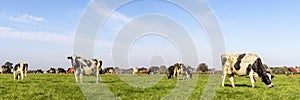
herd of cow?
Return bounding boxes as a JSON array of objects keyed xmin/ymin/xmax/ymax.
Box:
[{"xmin": 1, "ymin": 53, "xmax": 276, "ymax": 88}]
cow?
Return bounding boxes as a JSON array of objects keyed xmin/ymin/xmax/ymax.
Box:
[
  {"xmin": 180, "ymin": 64, "xmax": 192, "ymax": 80},
  {"xmin": 66, "ymin": 67, "xmax": 75, "ymax": 74},
  {"xmin": 221, "ymin": 53, "xmax": 274, "ymax": 88},
  {"xmin": 47, "ymin": 68, "xmax": 56, "ymax": 74},
  {"xmin": 35, "ymin": 69, "xmax": 43, "ymax": 74},
  {"xmin": 56, "ymin": 68, "xmax": 66, "ymax": 74},
  {"xmin": 67, "ymin": 55, "xmax": 102, "ymax": 83},
  {"xmin": 133, "ymin": 67, "xmax": 138, "ymax": 75},
  {"xmin": 284, "ymin": 66, "xmax": 297, "ymax": 76},
  {"xmin": 1, "ymin": 62, "xmax": 13, "ymax": 74},
  {"xmin": 132, "ymin": 67, "xmax": 150, "ymax": 75},
  {"xmin": 167, "ymin": 63, "xmax": 192, "ymax": 80},
  {"xmin": 148, "ymin": 66, "xmax": 160, "ymax": 74},
  {"xmin": 173, "ymin": 63, "xmax": 181, "ymax": 78},
  {"xmin": 167, "ymin": 65, "xmax": 175, "ymax": 79},
  {"xmin": 103, "ymin": 67, "xmax": 115, "ymax": 74},
  {"xmin": 13, "ymin": 62, "xmax": 28, "ymax": 80}
]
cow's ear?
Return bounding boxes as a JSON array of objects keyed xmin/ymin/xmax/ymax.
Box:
[
  {"xmin": 271, "ymin": 75, "xmax": 275, "ymax": 79},
  {"xmin": 67, "ymin": 57, "xmax": 72, "ymax": 59}
]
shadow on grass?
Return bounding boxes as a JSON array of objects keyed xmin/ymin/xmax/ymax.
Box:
[{"xmin": 224, "ymin": 84, "xmax": 252, "ymax": 87}]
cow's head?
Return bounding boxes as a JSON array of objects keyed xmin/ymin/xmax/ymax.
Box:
[
  {"xmin": 67, "ymin": 55, "xmax": 81, "ymax": 66},
  {"xmin": 262, "ymin": 72, "xmax": 274, "ymax": 88}
]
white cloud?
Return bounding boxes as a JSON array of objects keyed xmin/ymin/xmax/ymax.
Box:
[
  {"xmin": 9, "ymin": 13, "xmax": 46, "ymax": 23},
  {"xmin": 0, "ymin": 26, "xmax": 72, "ymax": 43},
  {"xmin": 0, "ymin": 26, "xmax": 13, "ymax": 31}
]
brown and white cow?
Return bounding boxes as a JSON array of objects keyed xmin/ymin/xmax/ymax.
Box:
[
  {"xmin": 221, "ymin": 53, "xmax": 274, "ymax": 88},
  {"xmin": 132, "ymin": 67, "xmax": 150, "ymax": 75},
  {"xmin": 66, "ymin": 67, "xmax": 75, "ymax": 74},
  {"xmin": 67, "ymin": 55, "xmax": 102, "ymax": 83},
  {"xmin": 13, "ymin": 62, "xmax": 28, "ymax": 80}
]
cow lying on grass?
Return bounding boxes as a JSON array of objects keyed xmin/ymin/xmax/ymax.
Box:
[
  {"xmin": 67, "ymin": 55, "xmax": 102, "ymax": 83},
  {"xmin": 66, "ymin": 67, "xmax": 74, "ymax": 74},
  {"xmin": 132, "ymin": 67, "xmax": 150, "ymax": 75},
  {"xmin": 13, "ymin": 62, "xmax": 28, "ymax": 80},
  {"xmin": 221, "ymin": 53, "xmax": 274, "ymax": 88}
]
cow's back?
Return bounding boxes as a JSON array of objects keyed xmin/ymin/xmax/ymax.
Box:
[{"xmin": 222, "ymin": 53, "xmax": 260, "ymax": 75}]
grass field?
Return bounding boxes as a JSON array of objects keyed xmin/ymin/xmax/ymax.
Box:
[{"xmin": 0, "ymin": 74, "xmax": 299, "ymax": 100}]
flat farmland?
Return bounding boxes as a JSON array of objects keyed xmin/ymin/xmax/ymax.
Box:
[{"xmin": 0, "ymin": 74, "xmax": 299, "ymax": 100}]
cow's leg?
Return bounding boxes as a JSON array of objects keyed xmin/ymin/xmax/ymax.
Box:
[
  {"xmin": 96, "ymin": 71, "xmax": 99, "ymax": 84},
  {"xmin": 186, "ymin": 73, "xmax": 190, "ymax": 80},
  {"xmin": 13, "ymin": 72, "xmax": 16, "ymax": 80},
  {"xmin": 249, "ymin": 72, "xmax": 255, "ymax": 88},
  {"xmin": 74, "ymin": 70, "xmax": 79, "ymax": 83},
  {"xmin": 21, "ymin": 71, "xmax": 24, "ymax": 80},
  {"xmin": 80, "ymin": 73, "xmax": 83, "ymax": 83},
  {"xmin": 221, "ymin": 73, "xmax": 227, "ymax": 87},
  {"xmin": 229, "ymin": 75, "xmax": 235, "ymax": 87}
]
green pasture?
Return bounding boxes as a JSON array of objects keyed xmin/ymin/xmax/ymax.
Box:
[{"xmin": 0, "ymin": 74, "xmax": 299, "ymax": 100}]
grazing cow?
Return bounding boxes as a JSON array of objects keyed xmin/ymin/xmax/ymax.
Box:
[
  {"xmin": 66, "ymin": 67, "xmax": 75, "ymax": 74},
  {"xmin": 221, "ymin": 53, "xmax": 274, "ymax": 88},
  {"xmin": 56, "ymin": 68, "xmax": 66, "ymax": 74},
  {"xmin": 67, "ymin": 55, "xmax": 102, "ymax": 83},
  {"xmin": 13, "ymin": 62, "xmax": 28, "ymax": 80}
]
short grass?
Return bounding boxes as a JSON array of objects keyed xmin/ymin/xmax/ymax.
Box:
[{"xmin": 0, "ymin": 74, "xmax": 299, "ymax": 100}]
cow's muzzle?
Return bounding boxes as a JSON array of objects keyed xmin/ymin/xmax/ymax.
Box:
[{"xmin": 267, "ymin": 83, "xmax": 274, "ymax": 88}]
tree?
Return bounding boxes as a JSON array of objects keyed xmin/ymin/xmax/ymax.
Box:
[
  {"xmin": 2, "ymin": 62, "xmax": 13, "ymax": 73},
  {"xmin": 197, "ymin": 63, "xmax": 208, "ymax": 73},
  {"xmin": 159, "ymin": 65, "xmax": 167, "ymax": 74}
]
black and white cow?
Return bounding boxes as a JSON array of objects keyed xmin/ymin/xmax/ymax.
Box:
[
  {"xmin": 180, "ymin": 64, "xmax": 192, "ymax": 80},
  {"xmin": 56, "ymin": 68, "xmax": 66, "ymax": 74},
  {"xmin": 167, "ymin": 65, "xmax": 175, "ymax": 79},
  {"xmin": 47, "ymin": 68, "xmax": 56, "ymax": 74},
  {"xmin": 167, "ymin": 63, "xmax": 192, "ymax": 80},
  {"xmin": 13, "ymin": 62, "xmax": 28, "ymax": 80},
  {"xmin": 67, "ymin": 55, "xmax": 102, "ymax": 83},
  {"xmin": 221, "ymin": 53, "xmax": 274, "ymax": 88},
  {"xmin": 35, "ymin": 69, "xmax": 43, "ymax": 74},
  {"xmin": 173, "ymin": 63, "xmax": 181, "ymax": 78}
]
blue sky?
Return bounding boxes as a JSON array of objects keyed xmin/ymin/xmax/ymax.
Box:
[{"xmin": 1, "ymin": 0, "xmax": 300, "ymax": 70}]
